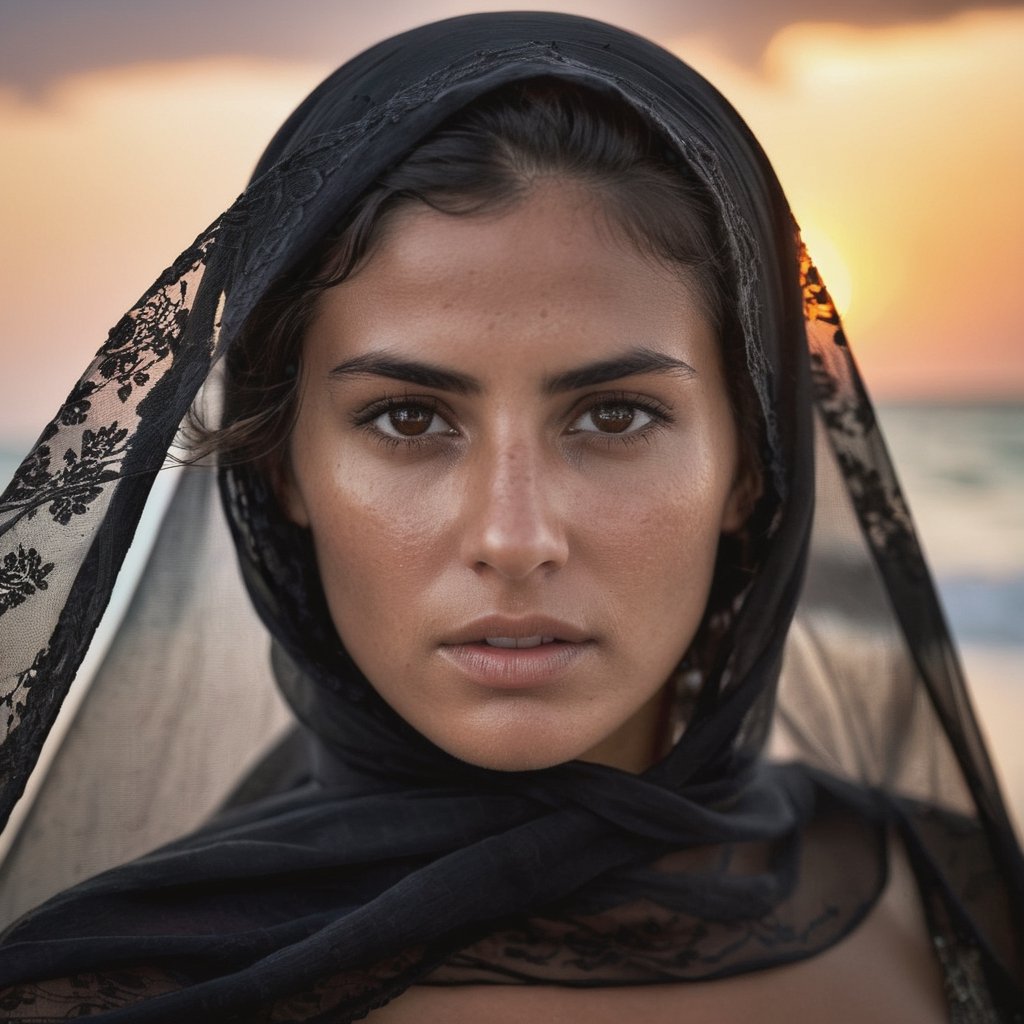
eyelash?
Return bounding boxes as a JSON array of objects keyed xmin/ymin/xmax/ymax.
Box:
[
  {"xmin": 568, "ymin": 391, "xmax": 674, "ymax": 448},
  {"xmin": 350, "ymin": 394, "xmax": 452, "ymax": 451},
  {"xmin": 350, "ymin": 391, "xmax": 674, "ymax": 451}
]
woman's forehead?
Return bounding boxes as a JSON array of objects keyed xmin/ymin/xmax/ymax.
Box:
[{"xmin": 303, "ymin": 184, "xmax": 717, "ymax": 380}]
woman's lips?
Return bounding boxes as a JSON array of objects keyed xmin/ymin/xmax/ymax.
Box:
[
  {"xmin": 480, "ymin": 635, "xmax": 555, "ymax": 648},
  {"xmin": 438, "ymin": 616, "xmax": 594, "ymax": 688},
  {"xmin": 437, "ymin": 639, "xmax": 593, "ymax": 689},
  {"xmin": 442, "ymin": 615, "xmax": 590, "ymax": 646}
]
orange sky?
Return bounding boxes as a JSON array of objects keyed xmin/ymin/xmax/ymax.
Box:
[{"xmin": 0, "ymin": 7, "xmax": 1021, "ymax": 440}]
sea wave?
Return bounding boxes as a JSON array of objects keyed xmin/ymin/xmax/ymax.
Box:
[{"xmin": 937, "ymin": 574, "xmax": 1024, "ymax": 647}]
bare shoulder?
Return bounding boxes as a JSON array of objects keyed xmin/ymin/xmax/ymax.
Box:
[{"xmin": 365, "ymin": 832, "xmax": 948, "ymax": 1024}]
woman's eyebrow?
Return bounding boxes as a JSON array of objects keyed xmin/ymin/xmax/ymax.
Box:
[
  {"xmin": 327, "ymin": 346, "xmax": 696, "ymax": 394},
  {"xmin": 543, "ymin": 347, "xmax": 697, "ymax": 393},
  {"xmin": 328, "ymin": 354, "xmax": 482, "ymax": 394}
]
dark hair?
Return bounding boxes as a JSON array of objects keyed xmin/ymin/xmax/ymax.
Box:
[
  {"xmin": 191, "ymin": 77, "xmax": 767, "ymax": 703},
  {"xmin": 185, "ymin": 78, "xmax": 762, "ymax": 481}
]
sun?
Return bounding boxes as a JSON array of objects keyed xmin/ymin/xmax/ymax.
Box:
[{"xmin": 799, "ymin": 225, "xmax": 854, "ymax": 319}]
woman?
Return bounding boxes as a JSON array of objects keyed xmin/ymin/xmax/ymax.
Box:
[{"xmin": 0, "ymin": 12, "xmax": 1021, "ymax": 1022}]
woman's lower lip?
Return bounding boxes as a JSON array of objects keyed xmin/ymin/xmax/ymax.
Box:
[{"xmin": 437, "ymin": 641, "xmax": 593, "ymax": 689}]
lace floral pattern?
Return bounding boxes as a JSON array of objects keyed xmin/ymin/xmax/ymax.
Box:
[
  {"xmin": 799, "ymin": 239, "xmax": 923, "ymax": 572},
  {"xmin": 432, "ymin": 899, "xmax": 849, "ymax": 984},
  {"xmin": 0, "ymin": 547, "xmax": 53, "ymax": 618},
  {"xmin": 0, "ymin": 243, "xmax": 213, "ymax": 815}
]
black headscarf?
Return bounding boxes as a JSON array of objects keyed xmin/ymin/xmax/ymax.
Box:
[{"xmin": 0, "ymin": 12, "xmax": 1021, "ymax": 1022}]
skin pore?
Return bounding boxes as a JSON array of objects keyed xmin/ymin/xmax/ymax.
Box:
[{"xmin": 280, "ymin": 180, "xmax": 755, "ymax": 774}]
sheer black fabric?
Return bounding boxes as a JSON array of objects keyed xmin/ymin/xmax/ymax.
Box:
[{"xmin": 0, "ymin": 12, "xmax": 1021, "ymax": 1022}]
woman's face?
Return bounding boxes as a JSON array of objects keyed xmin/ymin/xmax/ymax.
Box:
[{"xmin": 282, "ymin": 182, "xmax": 750, "ymax": 773}]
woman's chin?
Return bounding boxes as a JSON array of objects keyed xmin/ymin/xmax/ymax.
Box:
[
  {"xmin": 423, "ymin": 717, "xmax": 649, "ymax": 775},
  {"xmin": 446, "ymin": 736, "xmax": 592, "ymax": 774},
  {"xmin": 399, "ymin": 686, "xmax": 669, "ymax": 775},
  {"xmin": 418, "ymin": 714, "xmax": 603, "ymax": 774}
]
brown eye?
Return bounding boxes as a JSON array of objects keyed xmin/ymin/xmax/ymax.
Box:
[
  {"xmin": 372, "ymin": 403, "xmax": 454, "ymax": 440},
  {"xmin": 388, "ymin": 407, "xmax": 434, "ymax": 436},
  {"xmin": 591, "ymin": 404, "xmax": 635, "ymax": 433},
  {"xmin": 571, "ymin": 402, "xmax": 653, "ymax": 435}
]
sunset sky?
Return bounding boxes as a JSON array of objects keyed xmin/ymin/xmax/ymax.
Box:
[{"xmin": 0, "ymin": 1, "xmax": 1021, "ymax": 441}]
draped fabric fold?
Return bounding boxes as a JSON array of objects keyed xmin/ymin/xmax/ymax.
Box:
[{"xmin": 0, "ymin": 11, "xmax": 1021, "ymax": 1022}]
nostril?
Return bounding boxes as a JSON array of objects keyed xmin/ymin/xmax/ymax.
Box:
[{"xmin": 464, "ymin": 512, "xmax": 568, "ymax": 579}]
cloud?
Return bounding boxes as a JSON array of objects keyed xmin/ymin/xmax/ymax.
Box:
[{"xmin": 1, "ymin": 0, "xmax": 1019, "ymax": 93}]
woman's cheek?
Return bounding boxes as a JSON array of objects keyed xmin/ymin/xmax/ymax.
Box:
[{"xmin": 308, "ymin": 460, "xmax": 458, "ymax": 609}]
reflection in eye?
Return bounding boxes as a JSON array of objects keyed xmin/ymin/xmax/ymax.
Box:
[
  {"xmin": 373, "ymin": 404, "xmax": 455, "ymax": 438},
  {"xmin": 570, "ymin": 402, "xmax": 654, "ymax": 435}
]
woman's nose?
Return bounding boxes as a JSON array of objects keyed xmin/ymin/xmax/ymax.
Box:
[{"xmin": 459, "ymin": 442, "xmax": 569, "ymax": 580}]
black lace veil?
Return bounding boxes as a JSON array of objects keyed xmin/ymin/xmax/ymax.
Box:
[{"xmin": 0, "ymin": 12, "xmax": 1021, "ymax": 1022}]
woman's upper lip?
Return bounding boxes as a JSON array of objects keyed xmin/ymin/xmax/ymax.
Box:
[{"xmin": 441, "ymin": 615, "xmax": 591, "ymax": 645}]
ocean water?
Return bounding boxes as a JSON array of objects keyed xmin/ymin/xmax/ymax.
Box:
[
  {"xmin": 1, "ymin": 403, "xmax": 1022, "ymax": 820},
  {"xmin": 875, "ymin": 404, "xmax": 1024, "ymax": 828},
  {"xmin": 879, "ymin": 403, "xmax": 1024, "ymax": 648}
]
